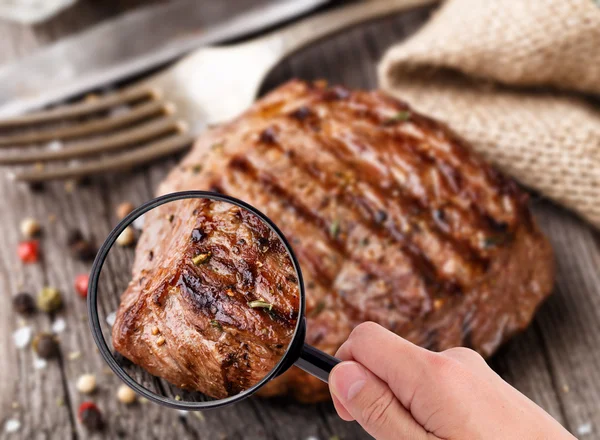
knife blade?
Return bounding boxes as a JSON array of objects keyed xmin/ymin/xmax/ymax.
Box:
[{"xmin": 0, "ymin": 0, "xmax": 328, "ymax": 117}]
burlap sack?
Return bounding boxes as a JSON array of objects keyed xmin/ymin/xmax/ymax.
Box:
[{"xmin": 379, "ymin": 0, "xmax": 600, "ymax": 228}]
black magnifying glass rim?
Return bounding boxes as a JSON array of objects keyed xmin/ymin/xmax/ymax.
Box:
[{"xmin": 87, "ymin": 190, "xmax": 306, "ymax": 410}]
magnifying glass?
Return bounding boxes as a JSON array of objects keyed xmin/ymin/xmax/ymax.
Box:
[{"xmin": 88, "ymin": 191, "xmax": 340, "ymax": 410}]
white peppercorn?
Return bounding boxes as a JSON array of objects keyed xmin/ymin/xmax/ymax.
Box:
[
  {"xmin": 20, "ymin": 218, "xmax": 41, "ymax": 238},
  {"xmin": 116, "ymin": 227, "xmax": 136, "ymax": 247},
  {"xmin": 76, "ymin": 374, "xmax": 97, "ymax": 394},
  {"xmin": 116, "ymin": 202, "xmax": 135, "ymax": 220},
  {"xmin": 117, "ymin": 385, "xmax": 137, "ymax": 404}
]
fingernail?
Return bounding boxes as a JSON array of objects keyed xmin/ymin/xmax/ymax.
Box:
[{"xmin": 331, "ymin": 361, "xmax": 367, "ymax": 401}]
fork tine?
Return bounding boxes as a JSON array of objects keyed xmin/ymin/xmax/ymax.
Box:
[
  {"xmin": 11, "ymin": 131, "xmax": 194, "ymax": 182},
  {"xmin": 0, "ymin": 101, "xmax": 171, "ymax": 146},
  {"xmin": 0, "ymin": 87, "xmax": 155, "ymax": 128},
  {"xmin": 0, "ymin": 117, "xmax": 181, "ymax": 164}
]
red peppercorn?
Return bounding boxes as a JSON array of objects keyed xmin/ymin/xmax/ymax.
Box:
[
  {"xmin": 74, "ymin": 273, "xmax": 90, "ymax": 298},
  {"xmin": 18, "ymin": 240, "xmax": 39, "ymax": 263},
  {"xmin": 78, "ymin": 402, "xmax": 103, "ymax": 431}
]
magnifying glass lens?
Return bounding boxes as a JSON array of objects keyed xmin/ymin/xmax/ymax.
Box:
[{"xmin": 93, "ymin": 194, "xmax": 302, "ymax": 406}]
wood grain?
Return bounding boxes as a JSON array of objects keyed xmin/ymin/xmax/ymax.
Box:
[{"xmin": 1, "ymin": 1, "xmax": 599, "ymax": 439}]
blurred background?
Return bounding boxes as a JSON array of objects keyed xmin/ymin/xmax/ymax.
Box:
[{"xmin": 1, "ymin": 0, "xmax": 599, "ymax": 439}]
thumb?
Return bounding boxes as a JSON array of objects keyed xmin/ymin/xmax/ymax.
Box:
[{"xmin": 329, "ymin": 361, "xmax": 427, "ymax": 440}]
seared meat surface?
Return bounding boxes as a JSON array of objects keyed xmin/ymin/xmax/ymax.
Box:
[
  {"xmin": 112, "ymin": 198, "xmax": 300, "ymax": 399},
  {"xmin": 129, "ymin": 79, "xmax": 553, "ymax": 402}
]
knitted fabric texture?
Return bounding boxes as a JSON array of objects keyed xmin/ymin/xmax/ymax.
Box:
[{"xmin": 379, "ymin": 0, "xmax": 600, "ymax": 228}]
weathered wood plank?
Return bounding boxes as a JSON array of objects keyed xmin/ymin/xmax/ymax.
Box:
[
  {"xmin": 0, "ymin": 181, "xmax": 75, "ymax": 440},
  {"xmin": 531, "ymin": 202, "xmax": 600, "ymax": 436}
]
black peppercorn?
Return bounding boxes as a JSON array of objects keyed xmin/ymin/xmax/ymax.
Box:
[
  {"xmin": 32, "ymin": 333, "xmax": 59, "ymax": 359},
  {"xmin": 13, "ymin": 292, "xmax": 36, "ymax": 315},
  {"xmin": 66, "ymin": 229, "xmax": 83, "ymax": 246},
  {"xmin": 374, "ymin": 210, "xmax": 388, "ymax": 225},
  {"xmin": 78, "ymin": 402, "xmax": 104, "ymax": 431},
  {"xmin": 70, "ymin": 239, "xmax": 96, "ymax": 261},
  {"xmin": 28, "ymin": 182, "xmax": 45, "ymax": 193}
]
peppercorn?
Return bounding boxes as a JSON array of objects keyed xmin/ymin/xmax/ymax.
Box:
[
  {"xmin": 20, "ymin": 217, "xmax": 41, "ymax": 238},
  {"xmin": 66, "ymin": 229, "xmax": 96, "ymax": 261},
  {"xmin": 117, "ymin": 385, "xmax": 137, "ymax": 404},
  {"xmin": 66, "ymin": 229, "xmax": 83, "ymax": 246},
  {"xmin": 28, "ymin": 182, "xmax": 45, "ymax": 193},
  {"xmin": 17, "ymin": 240, "xmax": 40, "ymax": 263},
  {"xmin": 71, "ymin": 240, "xmax": 96, "ymax": 261},
  {"xmin": 116, "ymin": 227, "xmax": 135, "ymax": 247},
  {"xmin": 76, "ymin": 374, "xmax": 97, "ymax": 394},
  {"xmin": 13, "ymin": 292, "xmax": 36, "ymax": 315},
  {"xmin": 32, "ymin": 333, "xmax": 59, "ymax": 359},
  {"xmin": 116, "ymin": 202, "xmax": 135, "ymax": 220},
  {"xmin": 37, "ymin": 287, "xmax": 62, "ymax": 313},
  {"xmin": 74, "ymin": 273, "xmax": 89, "ymax": 298},
  {"xmin": 78, "ymin": 402, "xmax": 104, "ymax": 431}
]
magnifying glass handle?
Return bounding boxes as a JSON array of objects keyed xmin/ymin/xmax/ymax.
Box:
[{"xmin": 295, "ymin": 343, "xmax": 341, "ymax": 383}]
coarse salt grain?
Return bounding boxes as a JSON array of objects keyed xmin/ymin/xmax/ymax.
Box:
[
  {"xmin": 577, "ymin": 423, "xmax": 593, "ymax": 436},
  {"xmin": 13, "ymin": 326, "xmax": 32, "ymax": 349},
  {"xmin": 106, "ymin": 312, "xmax": 116, "ymax": 327},
  {"xmin": 33, "ymin": 357, "xmax": 47, "ymax": 370},
  {"xmin": 4, "ymin": 419, "xmax": 20, "ymax": 433},
  {"xmin": 52, "ymin": 318, "xmax": 66, "ymax": 334}
]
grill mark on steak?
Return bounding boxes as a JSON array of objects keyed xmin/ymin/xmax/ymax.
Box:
[
  {"xmin": 216, "ymin": 168, "xmax": 426, "ymax": 325},
  {"xmin": 236, "ymin": 146, "xmax": 476, "ymax": 295},
  {"xmin": 257, "ymin": 133, "xmax": 489, "ymax": 286},
  {"xmin": 325, "ymin": 128, "xmax": 499, "ymax": 237},
  {"xmin": 228, "ymin": 156, "xmax": 442, "ymax": 292},
  {"xmin": 353, "ymin": 92, "xmax": 520, "ymax": 224},
  {"xmin": 285, "ymin": 103, "xmax": 506, "ymax": 260},
  {"xmin": 228, "ymin": 156, "xmax": 344, "ymax": 257}
]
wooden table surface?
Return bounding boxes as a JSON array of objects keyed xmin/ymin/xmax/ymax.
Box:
[{"xmin": 1, "ymin": 1, "xmax": 599, "ymax": 439}]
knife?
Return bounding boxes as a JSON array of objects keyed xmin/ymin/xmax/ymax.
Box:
[{"xmin": 0, "ymin": 0, "xmax": 329, "ymax": 117}]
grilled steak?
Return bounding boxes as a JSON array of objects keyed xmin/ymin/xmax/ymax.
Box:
[
  {"xmin": 120, "ymin": 79, "xmax": 553, "ymax": 403},
  {"xmin": 112, "ymin": 197, "xmax": 300, "ymax": 399}
]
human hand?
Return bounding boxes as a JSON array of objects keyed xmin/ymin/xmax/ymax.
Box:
[{"xmin": 329, "ymin": 322, "xmax": 575, "ymax": 440}]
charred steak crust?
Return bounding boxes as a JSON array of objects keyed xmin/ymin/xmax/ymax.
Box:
[
  {"xmin": 131, "ymin": 79, "xmax": 552, "ymax": 402},
  {"xmin": 112, "ymin": 198, "xmax": 300, "ymax": 399}
]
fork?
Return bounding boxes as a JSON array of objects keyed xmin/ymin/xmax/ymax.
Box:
[{"xmin": 0, "ymin": 0, "xmax": 434, "ymax": 183}]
